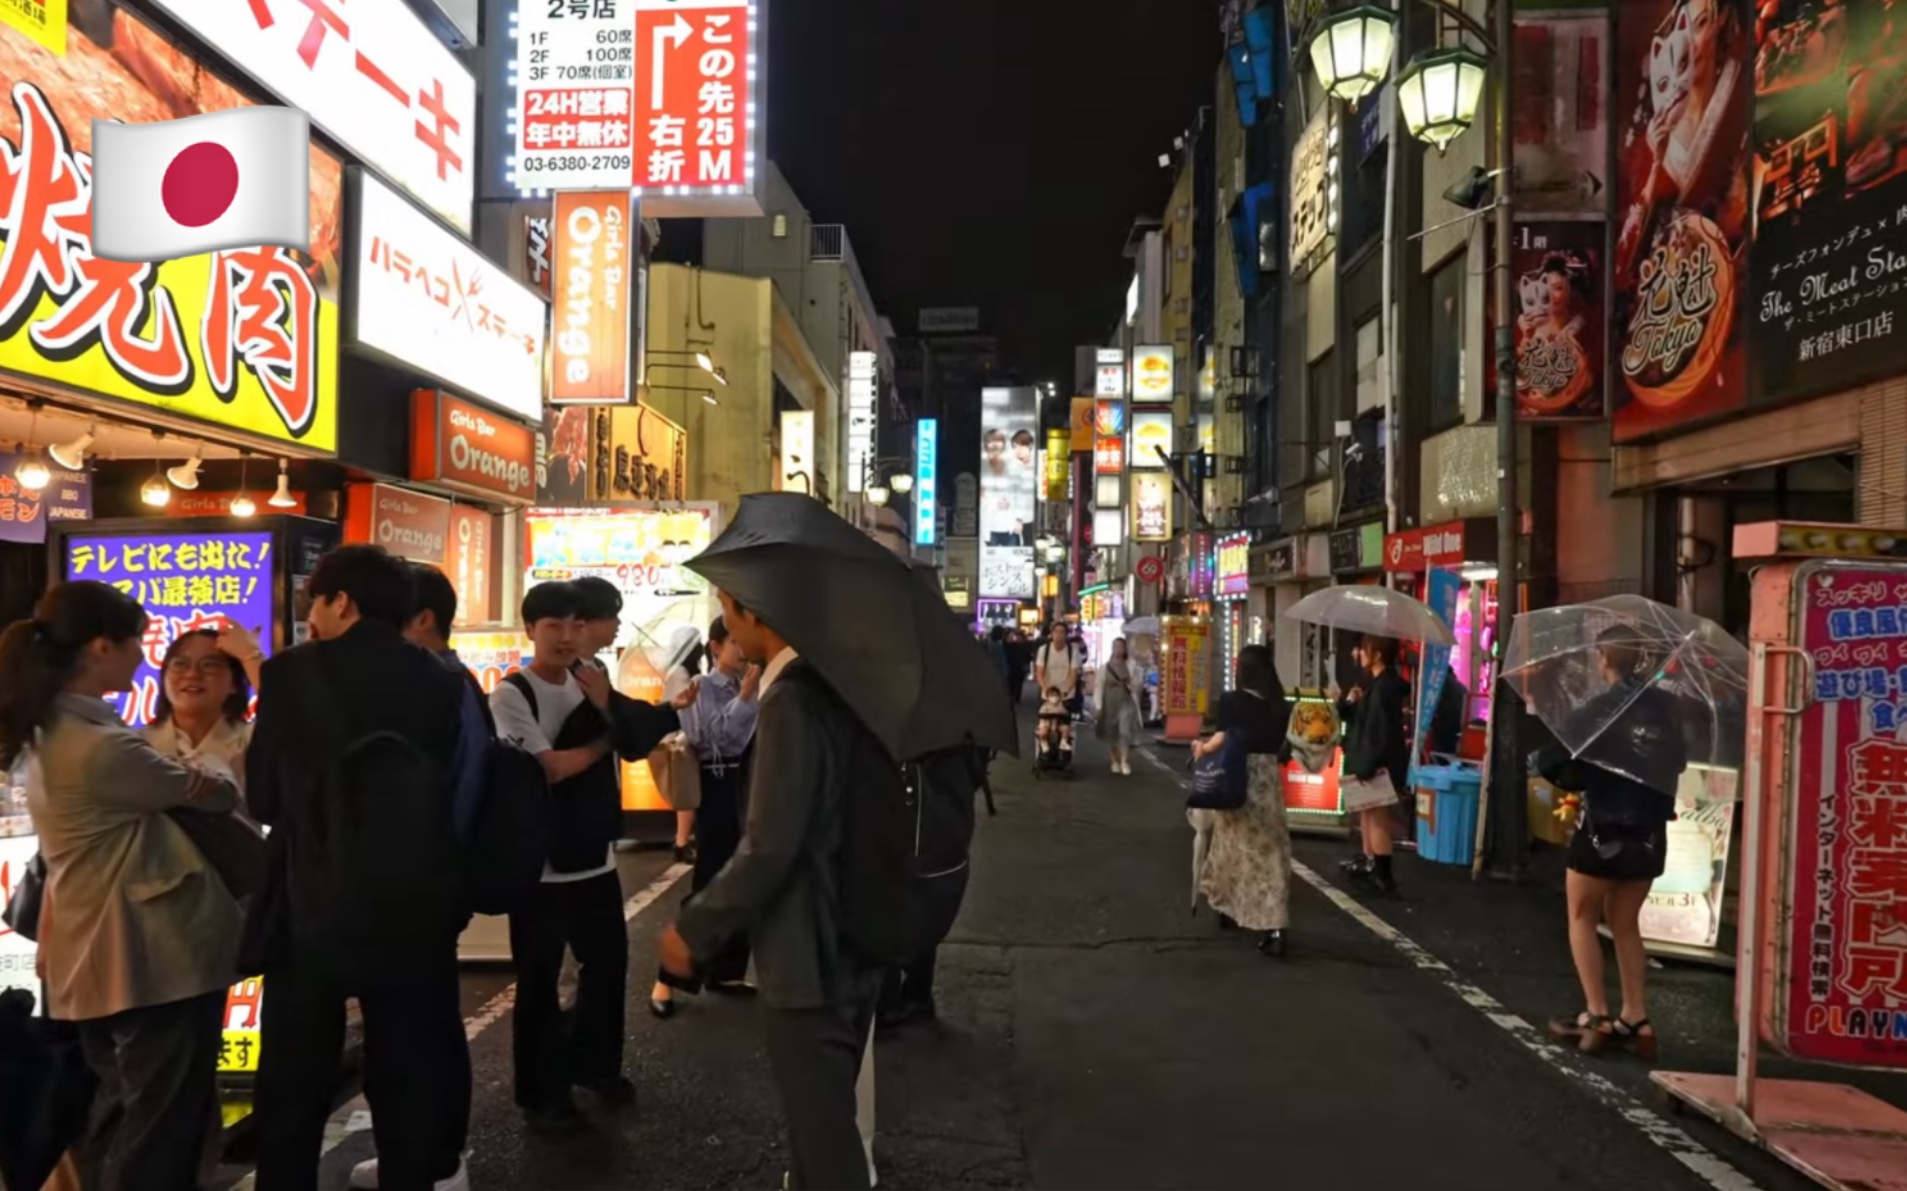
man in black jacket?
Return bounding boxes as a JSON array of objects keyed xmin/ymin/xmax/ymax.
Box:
[
  {"xmin": 489, "ymin": 581, "xmax": 679, "ymax": 1133},
  {"xmin": 248, "ymin": 545, "xmax": 475, "ymax": 1191}
]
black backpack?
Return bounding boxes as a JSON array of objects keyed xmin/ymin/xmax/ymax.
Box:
[
  {"xmin": 782, "ymin": 667, "xmax": 990, "ymax": 966},
  {"xmin": 464, "ymin": 671, "xmax": 553, "ymax": 915},
  {"xmin": 286, "ymin": 672, "xmax": 466, "ymax": 969}
]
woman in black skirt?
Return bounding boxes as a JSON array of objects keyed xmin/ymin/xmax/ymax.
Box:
[{"xmin": 1540, "ymin": 627, "xmax": 1687, "ymax": 1060}]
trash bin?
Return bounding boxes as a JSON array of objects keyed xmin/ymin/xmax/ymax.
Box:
[{"xmin": 1412, "ymin": 762, "xmax": 1482, "ymax": 866}]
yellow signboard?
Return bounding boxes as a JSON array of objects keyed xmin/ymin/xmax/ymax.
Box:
[
  {"xmin": 0, "ymin": 21, "xmax": 340, "ymax": 452},
  {"xmin": 0, "ymin": 0, "xmax": 65, "ymax": 56}
]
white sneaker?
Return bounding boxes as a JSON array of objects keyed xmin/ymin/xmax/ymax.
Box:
[{"xmin": 348, "ymin": 1158, "xmax": 469, "ymax": 1191}]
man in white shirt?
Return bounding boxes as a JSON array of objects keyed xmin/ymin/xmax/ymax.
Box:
[
  {"xmin": 489, "ymin": 581, "xmax": 677, "ymax": 1134},
  {"xmin": 1034, "ymin": 622, "xmax": 1084, "ymax": 724}
]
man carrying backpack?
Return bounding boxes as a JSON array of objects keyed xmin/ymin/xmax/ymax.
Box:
[
  {"xmin": 246, "ymin": 545, "xmax": 476, "ymax": 1191},
  {"xmin": 657, "ymin": 590, "xmax": 887, "ymax": 1190},
  {"xmin": 1034, "ymin": 622, "xmax": 1086, "ymax": 723},
  {"xmin": 489, "ymin": 581, "xmax": 682, "ymax": 1135}
]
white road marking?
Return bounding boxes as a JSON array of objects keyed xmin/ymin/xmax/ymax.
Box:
[
  {"xmin": 228, "ymin": 862, "xmax": 693, "ymax": 1191},
  {"xmin": 1139, "ymin": 747, "xmax": 1765, "ymax": 1191}
]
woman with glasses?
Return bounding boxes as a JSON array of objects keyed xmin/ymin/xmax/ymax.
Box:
[{"xmin": 145, "ymin": 624, "xmax": 263, "ymax": 810}]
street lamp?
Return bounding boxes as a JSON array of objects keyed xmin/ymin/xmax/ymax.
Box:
[
  {"xmin": 866, "ymin": 481, "xmax": 891, "ymax": 507},
  {"xmin": 889, "ymin": 472, "xmax": 914, "ymax": 495},
  {"xmin": 1395, "ymin": 46, "xmax": 1489, "ymax": 153},
  {"xmin": 1304, "ymin": 5, "xmax": 1395, "ymax": 106},
  {"xmin": 1307, "ymin": 0, "xmax": 1520, "ymax": 873}
]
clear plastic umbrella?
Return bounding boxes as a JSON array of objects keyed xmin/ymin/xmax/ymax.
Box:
[
  {"xmin": 1283, "ymin": 584, "xmax": 1455, "ymax": 646},
  {"xmin": 1502, "ymin": 594, "xmax": 1747, "ymax": 790}
]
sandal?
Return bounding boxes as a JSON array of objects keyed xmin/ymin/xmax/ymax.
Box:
[
  {"xmin": 1610, "ymin": 1018, "xmax": 1658, "ymax": 1062},
  {"xmin": 1546, "ymin": 1011, "xmax": 1602, "ymax": 1040}
]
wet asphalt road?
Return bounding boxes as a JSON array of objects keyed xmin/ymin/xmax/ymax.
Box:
[{"xmin": 232, "ymin": 722, "xmax": 1906, "ymax": 1191}]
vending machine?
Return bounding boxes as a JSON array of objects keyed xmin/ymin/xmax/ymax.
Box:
[
  {"xmin": 1652, "ymin": 522, "xmax": 1907, "ymax": 1184},
  {"xmin": 50, "ymin": 515, "xmax": 339, "ymax": 1097}
]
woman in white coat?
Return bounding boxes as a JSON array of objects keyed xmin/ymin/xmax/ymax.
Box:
[{"xmin": 1093, "ymin": 637, "xmax": 1144, "ymax": 776}]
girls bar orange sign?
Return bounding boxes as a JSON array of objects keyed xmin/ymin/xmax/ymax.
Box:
[{"xmin": 550, "ymin": 192, "xmax": 633, "ymax": 405}]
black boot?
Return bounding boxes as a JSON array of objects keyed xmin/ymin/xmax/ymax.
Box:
[
  {"xmin": 1339, "ymin": 853, "xmax": 1372, "ymax": 875},
  {"xmin": 1368, "ymin": 853, "xmax": 1399, "ymax": 895},
  {"xmin": 1258, "ymin": 930, "xmax": 1286, "ymax": 958}
]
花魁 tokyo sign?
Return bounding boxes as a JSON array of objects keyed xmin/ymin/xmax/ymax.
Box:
[
  {"xmin": 631, "ymin": 0, "xmax": 763, "ymax": 215},
  {"xmin": 349, "ymin": 172, "xmax": 547, "ymax": 425},
  {"xmin": 146, "ymin": 0, "xmax": 476, "ymax": 233},
  {"xmin": 512, "ymin": 0, "xmax": 636, "ymax": 191}
]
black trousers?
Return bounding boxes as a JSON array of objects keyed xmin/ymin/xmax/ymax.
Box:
[
  {"xmin": 879, "ymin": 946, "xmax": 939, "ymax": 1011},
  {"xmin": 253, "ymin": 944, "xmax": 468, "ymax": 1191},
  {"xmin": 762, "ymin": 970, "xmax": 881, "ymax": 1191},
  {"xmin": 74, "ymin": 990, "xmax": 223, "ymax": 1191},
  {"xmin": 687, "ymin": 761, "xmax": 750, "ymax": 984},
  {"xmin": 508, "ymin": 869, "xmax": 627, "ymax": 1110}
]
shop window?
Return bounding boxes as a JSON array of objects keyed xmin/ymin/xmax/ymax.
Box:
[
  {"xmin": 1428, "ymin": 254, "xmax": 1465, "ymax": 431},
  {"xmin": 1306, "ymin": 354, "xmax": 1334, "ymax": 481}
]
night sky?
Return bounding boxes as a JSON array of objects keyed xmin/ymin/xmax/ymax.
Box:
[{"xmin": 759, "ymin": 0, "xmax": 1219, "ymax": 383}]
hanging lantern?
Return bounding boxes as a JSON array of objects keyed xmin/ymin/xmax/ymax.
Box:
[
  {"xmin": 1396, "ymin": 47, "xmax": 1489, "ymax": 152},
  {"xmin": 1305, "ymin": 5, "xmax": 1397, "ymax": 107}
]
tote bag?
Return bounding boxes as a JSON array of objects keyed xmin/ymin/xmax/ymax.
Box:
[
  {"xmin": 649, "ymin": 733, "xmax": 702, "ymax": 811},
  {"xmin": 1340, "ymin": 769, "xmax": 1399, "ymax": 813},
  {"xmin": 1186, "ymin": 735, "xmax": 1248, "ymax": 811}
]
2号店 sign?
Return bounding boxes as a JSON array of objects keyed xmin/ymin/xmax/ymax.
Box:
[
  {"xmin": 350, "ymin": 172, "xmax": 547, "ymax": 425},
  {"xmin": 632, "ymin": 0, "xmax": 758, "ymax": 204},
  {"xmin": 147, "ymin": 0, "xmax": 476, "ymax": 233},
  {"xmin": 410, "ymin": 390, "xmax": 536, "ymax": 502},
  {"xmin": 344, "ymin": 482, "xmax": 451, "ymax": 566},
  {"xmin": 551, "ymin": 192, "xmax": 633, "ymax": 405},
  {"xmin": 1382, "ymin": 519, "xmax": 1493, "ymax": 574},
  {"xmin": 514, "ymin": 0, "xmax": 636, "ymax": 190}
]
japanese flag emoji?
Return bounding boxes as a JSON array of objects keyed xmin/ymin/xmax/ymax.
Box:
[{"xmin": 89, "ymin": 107, "xmax": 309, "ymax": 263}]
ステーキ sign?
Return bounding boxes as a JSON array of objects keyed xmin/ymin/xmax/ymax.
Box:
[
  {"xmin": 350, "ymin": 172, "xmax": 546, "ymax": 424},
  {"xmin": 146, "ymin": 0, "xmax": 475, "ymax": 232}
]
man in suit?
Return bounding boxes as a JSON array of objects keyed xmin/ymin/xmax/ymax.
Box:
[
  {"xmin": 658, "ymin": 590, "xmax": 883, "ymax": 1191},
  {"xmin": 247, "ymin": 545, "xmax": 474, "ymax": 1191}
]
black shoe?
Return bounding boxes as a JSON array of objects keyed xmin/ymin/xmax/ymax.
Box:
[
  {"xmin": 1339, "ymin": 854, "xmax": 1372, "ymax": 874},
  {"xmin": 709, "ymin": 980, "xmax": 758, "ymax": 997},
  {"xmin": 673, "ymin": 844, "xmax": 698, "ymax": 864},
  {"xmin": 1258, "ymin": 930, "xmax": 1287, "ymax": 958},
  {"xmin": 523, "ymin": 1099, "xmax": 587, "ymax": 1135},
  {"xmin": 579, "ymin": 1074, "xmax": 637, "ymax": 1110},
  {"xmin": 649, "ymin": 997, "xmax": 677, "ymax": 1020},
  {"xmin": 1350, "ymin": 867, "xmax": 1400, "ymax": 898}
]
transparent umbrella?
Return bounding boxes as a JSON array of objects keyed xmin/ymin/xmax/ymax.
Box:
[
  {"xmin": 1502, "ymin": 594, "xmax": 1748, "ymax": 792},
  {"xmin": 1283, "ymin": 584, "xmax": 1455, "ymax": 646}
]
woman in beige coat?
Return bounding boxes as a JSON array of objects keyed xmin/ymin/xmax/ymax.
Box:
[{"xmin": 0, "ymin": 582, "xmax": 243, "ymax": 1191}]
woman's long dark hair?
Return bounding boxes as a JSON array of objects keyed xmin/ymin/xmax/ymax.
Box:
[
  {"xmin": 0, "ymin": 581, "xmax": 148, "ymax": 769},
  {"xmin": 1235, "ymin": 644, "xmax": 1282, "ymax": 699},
  {"xmin": 152, "ymin": 629, "xmax": 252, "ymax": 727}
]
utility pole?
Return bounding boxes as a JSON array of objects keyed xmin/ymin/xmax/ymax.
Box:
[{"xmin": 1487, "ymin": 0, "xmax": 1524, "ymax": 877}]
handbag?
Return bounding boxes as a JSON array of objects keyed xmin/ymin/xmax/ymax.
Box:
[
  {"xmin": 1341, "ymin": 769, "xmax": 1399, "ymax": 813},
  {"xmin": 2, "ymin": 852, "xmax": 45, "ymax": 943},
  {"xmin": 1186, "ymin": 735, "xmax": 1248, "ymax": 811},
  {"xmin": 167, "ymin": 807, "xmax": 268, "ymax": 899},
  {"xmin": 649, "ymin": 733, "xmax": 702, "ymax": 811}
]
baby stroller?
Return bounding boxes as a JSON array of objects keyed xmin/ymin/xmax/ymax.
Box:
[{"xmin": 1032, "ymin": 706, "xmax": 1075, "ymax": 780}]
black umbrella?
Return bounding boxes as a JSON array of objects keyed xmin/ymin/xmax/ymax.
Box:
[{"xmin": 686, "ymin": 493, "xmax": 1018, "ymax": 758}]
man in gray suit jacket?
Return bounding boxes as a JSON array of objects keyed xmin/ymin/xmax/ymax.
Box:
[{"xmin": 660, "ymin": 590, "xmax": 881, "ymax": 1191}]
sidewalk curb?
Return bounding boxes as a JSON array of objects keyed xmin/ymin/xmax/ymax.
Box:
[{"xmin": 1138, "ymin": 746, "xmax": 1766, "ymax": 1191}]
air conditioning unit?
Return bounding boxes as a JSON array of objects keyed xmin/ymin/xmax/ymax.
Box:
[{"xmin": 1225, "ymin": 393, "xmax": 1247, "ymax": 412}]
